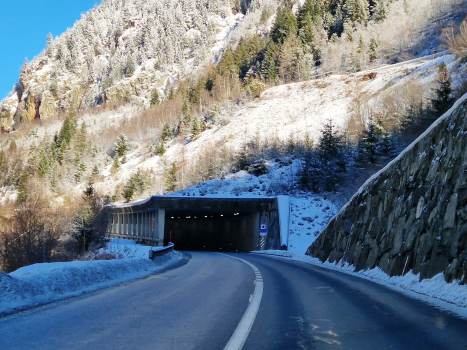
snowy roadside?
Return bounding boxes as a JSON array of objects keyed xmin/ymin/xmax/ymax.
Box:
[
  {"xmin": 252, "ymin": 250, "xmax": 467, "ymax": 320},
  {"xmin": 0, "ymin": 240, "xmax": 180, "ymax": 317}
]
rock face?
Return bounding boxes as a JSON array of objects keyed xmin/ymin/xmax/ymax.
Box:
[{"xmin": 307, "ymin": 96, "xmax": 467, "ymax": 284}]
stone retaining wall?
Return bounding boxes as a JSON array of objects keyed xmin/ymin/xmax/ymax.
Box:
[{"xmin": 307, "ymin": 96, "xmax": 467, "ymax": 284}]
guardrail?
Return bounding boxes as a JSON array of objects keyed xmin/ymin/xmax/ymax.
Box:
[{"xmin": 149, "ymin": 242, "xmax": 174, "ymax": 259}]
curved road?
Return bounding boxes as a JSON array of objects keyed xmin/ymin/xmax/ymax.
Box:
[{"xmin": 0, "ymin": 252, "xmax": 466, "ymax": 350}]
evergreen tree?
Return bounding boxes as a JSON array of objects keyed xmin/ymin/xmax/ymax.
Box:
[
  {"xmin": 191, "ymin": 117, "xmax": 201, "ymax": 138},
  {"xmin": 298, "ymin": 0, "xmax": 322, "ymax": 28},
  {"xmin": 217, "ymin": 48, "xmax": 239, "ymax": 76},
  {"xmin": 300, "ymin": 119, "xmax": 346, "ymax": 192},
  {"xmin": 46, "ymin": 33, "xmax": 54, "ymax": 58},
  {"xmin": 150, "ymin": 88, "xmax": 160, "ymax": 106},
  {"xmin": 371, "ymin": 0, "xmax": 387, "ymax": 21},
  {"xmin": 378, "ymin": 131, "xmax": 397, "ymax": 159},
  {"xmin": 90, "ymin": 164, "xmax": 100, "ymax": 183},
  {"xmin": 113, "ymin": 134, "xmax": 128, "ymax": 158},
  {"xmin": 298, "ymin": 13, "xmax": 316, "ymax": 46},
  {"xmin": 154, "ymin": 141, "xmax": 165, "ymax": 156},
  {"xmin": 279, "ymin": 33, "xmax": 303, "ymax": 82},
  {"xmin": 20, "ymin": 58, "xmax": 28, "ymax": 76},
  {"xmin": 164, "ymin": 161, "xmax": 177, "ymax": 193},
  {"xmin": 123, "ymin": 168, "xmax": 151, "ymax": 202},
  {"xmin": 75, "ymin": 122, "xmax": 88, "ymax": 154},
  {"xmin": 343, "ymin": 0, "xmax": 370, "ymax": 24},
  {"xmin": 432, "ymin": 62, "xmax": 454, "ymax": 115},
  {"xmin": 271, "ymin": 7, "xmax": 298, "ymax": 45},
  {"xmin": 54, "ymin": 112, "xmax": 77, "ymax": 164},
  {"xmin": 122, "ymin": 54, "xmax": 136, "ymax": 77},
  {"xmin": 261, "ymin": 41, "xmax": 280, "ymax": 82},
  {"xmin": 369, "ymin": 37, "xmax": 379, "ymax": 62},
  {"xmin": 321, "ymin": 120, "xmax": 345, "ymax": 186},
  {"xmin": 161, "ymin": 123, "xmax": 172, "ymax": 142},
  {"xmin": 357, "ymin": 119, "xmax": 380, "ymax": 164}
]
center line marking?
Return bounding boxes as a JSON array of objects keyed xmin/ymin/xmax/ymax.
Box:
[{"xmin": 218, "ymin": 253, "xmax": 263, "ymax": 350}]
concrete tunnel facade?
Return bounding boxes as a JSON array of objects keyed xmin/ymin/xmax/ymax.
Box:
[{"xmin": 107, "ymin": 196, "xmax": 290, "ymax": 252}]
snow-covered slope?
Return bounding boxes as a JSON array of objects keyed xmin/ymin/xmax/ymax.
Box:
[
  {"xmin": 0, "ymin": 0, "xmax": 272, "ymax": 130},
  {"xmin": 85, "ymin": 52, "xmax": 459, "ymax": 198}
]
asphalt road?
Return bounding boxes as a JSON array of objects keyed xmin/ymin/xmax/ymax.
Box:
[{"xmin": 1, "ymin": 252, "xmax": 466, "ymax": 350}]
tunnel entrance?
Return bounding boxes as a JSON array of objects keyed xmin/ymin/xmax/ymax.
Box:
[
  {"xmin": 108, "ymin": 196, "xmax": 286, "ymax": 252},
  {"xmin": 164, "ymin": 210, "xmax": 259, "ymax": 252}
]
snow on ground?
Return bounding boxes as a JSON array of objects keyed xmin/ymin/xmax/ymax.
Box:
[
  {"xmin": 252, "ymin": 250, "xmax": 467, "ymax": 320},
  {"xmin": 0, "ymin": 239, "xmax": 179, "ymax": 317},
  {"xmin": 101, "ymin": 238, "xmax": 168, "ymax": 259}
]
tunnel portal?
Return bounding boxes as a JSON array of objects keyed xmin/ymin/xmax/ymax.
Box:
[{"xmin": 108, "ymin": 196, "xmax": 287, "ymax": 252}]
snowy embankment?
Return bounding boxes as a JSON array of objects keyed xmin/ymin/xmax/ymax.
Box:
[
  {"xmin": 0, "ymin": 240, "xmax": 179, "ymax": 317},
  {"xmin": 253, "ymin": 250, "xmax": 467, "ymax": 319}
]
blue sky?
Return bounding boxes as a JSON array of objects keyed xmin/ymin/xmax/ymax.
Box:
[{"xmin": 0, "ymin": 0, "xmax": 100, "ymax": 100}]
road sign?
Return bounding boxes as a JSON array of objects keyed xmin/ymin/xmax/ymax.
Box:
[{"xmin": 260, "ymin": 223, "xmax": 267, "ymax": 235}]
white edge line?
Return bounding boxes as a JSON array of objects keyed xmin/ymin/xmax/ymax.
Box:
[{"xmin": 218, "ymin": 253, "xmax": 263, "ymax": 350}]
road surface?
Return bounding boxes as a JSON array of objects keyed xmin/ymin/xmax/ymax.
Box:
[{"xmin": 0, "ymin": 252, "xmax": 466, "ymax": 350}]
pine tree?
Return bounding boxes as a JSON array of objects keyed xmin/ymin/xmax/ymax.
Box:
[
  {"xmin": 271, "ymin": 7, "xmax": 298, "ymax": 45},
  {"xmin": 343, "ymin": 0, "xmax": 370, "ymax": 24},
  {"xmin": 369, "ymin": 37, "xmax": 379, "ymax": 62},
  {"xmin": 54, "ymin": 112, "xmax": 77, "ymax": 164},
  {"xmin": 75, "ymin": 122, "xmax": 88, "ymax": 154},
  {"xmin": 161, "ymin": 123, "xmax": 172, "ymax": 142},
  {"xmin": 371, "ymin": 0, "xmax": 387, "ymax": 21},
  {"xmin": 154, "ymin": 141, "xmax": 165, "ymax": 156},
  {"xmin": 114, "ymin": 134, "xmax": 127, "ymax": 158},
  {"xmin": 357, "ymin": 119, "xmax": 381, "ymax": 164},
  {"xmin": 46, "ymin": 33, "xmax": 54, "ymax": 58},
  {"xmin": 165, "ymin": 162, "xmax": 177, "ymax": 193},
  {"xmin": 90, "ymin": 165, "xmax": 100, "ymax": 183},
  {"xmin": 123, "ymin": 169, "xmax": 151, "ymax": 202},
  {"xmin": 191, "ymin": 117, "xmax": 201, "ymax": 138},
  {"xmin": 279, "ymin": 33, "xmax": 303, "ymax": 83},
  {"xmin": 150, "ymin": 88, "xmax": 160, "ymax": 106},
  {"xmin": 432, "ymin": 62, "xmax": 454, "ymax": 115},
  {"xmin": 300, "ymin": 119, "xmax": 347, "ymax": 192},
  {"xmin": 217, "ymin": 48, "xmax": 239, "ymax": 76},
  {"xmin": 378, "ymin": 131, "xmax": 397, "ymax": 159},
  {"xmin": 261, "ymin": 41, "xmax": 279, "ymax": 83}
]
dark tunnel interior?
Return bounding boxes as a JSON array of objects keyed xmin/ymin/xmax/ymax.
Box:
[{"xmin": 163, "ymin": 209, "xmax": 260, "ymax": 252}]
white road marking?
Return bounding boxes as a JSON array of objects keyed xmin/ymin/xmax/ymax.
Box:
[{"xmin": 219, "ymin": 253, "xmax": 264, "ymax": 350}]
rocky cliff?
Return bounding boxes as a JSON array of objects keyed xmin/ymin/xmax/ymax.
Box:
[{"xmin": 307, "ymin": 95, "xmax": 467, "ymax": 284}]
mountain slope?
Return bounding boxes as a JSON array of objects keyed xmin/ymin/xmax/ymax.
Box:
[{"xmin": 0, "ymin": 0, "xmax": 251, "ymax": 130}]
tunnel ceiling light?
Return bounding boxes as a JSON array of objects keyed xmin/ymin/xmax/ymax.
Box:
[
  {"xmin": 220, "ymin": 214, "xmax": 223, "ymax": 217},
  {"xmin": 171, "ymin": 217, "xmax": 174, "ymax": 219},
  {"xmin": 205, "ymin": 215, "xmax": 208, "ymax": 218}
]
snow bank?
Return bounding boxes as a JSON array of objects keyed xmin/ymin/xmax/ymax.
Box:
[
  {"xmin": 0, "ymin": 247, "xmax": 180, "ymax": 317},
  {"xmin": 252, "ymin": 250, "xmax": 467, "ymax": 319},
  {"xmin": 100, "ymin": 238, "xmax": 168, "ymax": 259}
]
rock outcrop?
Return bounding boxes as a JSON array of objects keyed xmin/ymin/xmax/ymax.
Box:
[{"xmin": 307, "ymin": 95, "xmax": 467, "ymax": 284}]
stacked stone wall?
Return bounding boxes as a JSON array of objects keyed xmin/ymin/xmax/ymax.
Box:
[{"xmin": 308, "ymin": 96, "xmax": 467, "ymax": 283}]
